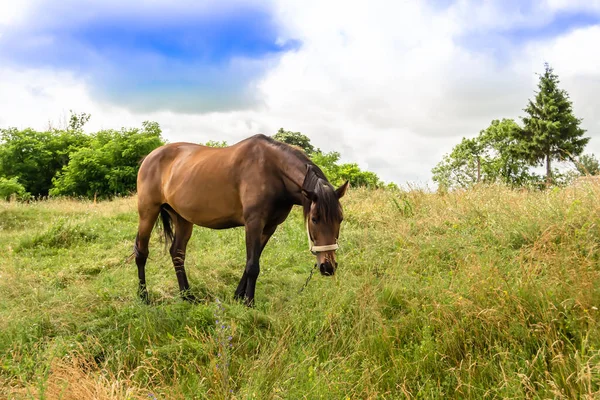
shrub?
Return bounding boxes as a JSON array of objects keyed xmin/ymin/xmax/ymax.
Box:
[{"xmin": 0, "ymin": 177, "xmax": 30, "ymax": 201}]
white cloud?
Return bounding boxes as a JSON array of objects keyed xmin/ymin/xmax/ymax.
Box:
[
  {"xmin": 545, "ymin": 0, "xmax": 600, "ymax": 12},
  {"xmin": 0, "ymin": 68, "xmax": 95, "ymax": 130},
  {"xmin": 526, "ymin": 25, "xmax": 600, "ymax": 76},
  {"xmin": 0, "ymin": 0, "xmax": 599, "ymax": 187},
  {"xmin": 0, "ymin": 1, "xmax": 33, "ymax": 25}
]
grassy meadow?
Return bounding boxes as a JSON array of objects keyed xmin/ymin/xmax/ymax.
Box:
[{"xmin": 0, "ymin": 182, "xmax": 599, "ymax": 399}]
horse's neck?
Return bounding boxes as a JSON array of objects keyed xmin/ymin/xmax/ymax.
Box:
[{"xmin": 275, "ymin": 151, "xmax": 309, "ymax": 205}]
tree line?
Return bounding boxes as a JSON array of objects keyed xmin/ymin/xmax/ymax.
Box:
[
  {"xmin": 0, "ymin": 117, "xmax": 387, "ymax": 201},
  {"xmin": 432, "ymin": 63, "xmax": 597, "ymax": 190}
]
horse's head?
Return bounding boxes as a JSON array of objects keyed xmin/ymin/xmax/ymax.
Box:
[{"xmin": 303, "ymin": 179, "xmax": 349, "ymax": 276}]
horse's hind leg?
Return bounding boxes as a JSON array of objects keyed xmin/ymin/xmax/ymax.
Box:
[
  {"xmin": 135, "ymin": 206, "xmax": 160, "ymax": 303},
  {"xmin": 169, "ymin": 214, "xmax": 195, "ymax": 302}
]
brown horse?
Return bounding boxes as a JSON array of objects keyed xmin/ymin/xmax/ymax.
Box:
[{"xmin": 134, "ymin": 134, "xmax": 348, "ymax": 306}]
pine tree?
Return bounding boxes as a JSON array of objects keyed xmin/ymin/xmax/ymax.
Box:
[{"xmin": 518, "ymin": 63, "xmax": 589, "ymax": 186}]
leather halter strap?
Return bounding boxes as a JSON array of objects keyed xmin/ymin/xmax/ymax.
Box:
[{"xmin": 306, "ymin": 219, "xmax": 339, "ymax": 255}]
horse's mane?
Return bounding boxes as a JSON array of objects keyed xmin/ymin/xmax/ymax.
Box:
[
  {"xmin": 259, "ymin": 134, "xmax": 343, "ymax": 223},
  {"xmin": 260, "ymin": 135, "xmax": 312, "ymax": 163}
]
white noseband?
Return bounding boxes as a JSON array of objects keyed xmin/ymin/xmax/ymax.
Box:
[{"xmin": 306, "ymin": 219, "xmax": 339, "ymax": 255}]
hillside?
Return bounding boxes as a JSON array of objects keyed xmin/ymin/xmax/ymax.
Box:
[{"xmin": 1, "ymin": 183, "xmax": 599, "ymax": 399}]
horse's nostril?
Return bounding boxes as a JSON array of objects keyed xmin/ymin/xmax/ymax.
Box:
[{"xmin": 319, "ymin": 262, "xmax": 335, "ymax": 276}]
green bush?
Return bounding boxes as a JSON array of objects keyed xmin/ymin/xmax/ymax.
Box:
[
  {"xmin": 0, "ymin": 127, "xmax": 91, "ymax": 197},
  {"xmin": 0, "ymin": 177, "xmax": 30, "ymax": 201},
  {"xmin": 50, "ymin": 121, "xmax": 164, "ymax": 199},
  {"xmin": 1, "ymin": 114, "xmax": 165, "ymax": 200}
]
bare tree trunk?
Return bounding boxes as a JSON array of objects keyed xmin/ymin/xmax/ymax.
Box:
[{"xmin": 546, "ymin": 153, "xmax": 552, "ymax": 187}]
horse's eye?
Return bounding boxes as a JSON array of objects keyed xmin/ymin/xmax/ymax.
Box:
[{"xmin": 311, "ymin": 217, "xmax": 318, "ymax": 224}]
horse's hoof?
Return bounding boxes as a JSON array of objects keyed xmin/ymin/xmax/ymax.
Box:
[
  {"xmin": 233, "ymin": 292, "xmax": 244, "ymax": 302},
  {"xmin": 139, "ymin": 291, "xmax": 150, "ymax": 305},
  {"xmin": 182, "ymin": 292, "xmax": 198, "ymax": 304},
  {"xmin": 233, "ymin": 292, "xmax": 254, "ymax": 307}
]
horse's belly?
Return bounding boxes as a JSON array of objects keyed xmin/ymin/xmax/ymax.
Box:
[
  {"xmin": 173, "ymin": 198, "xmax": 244, "ymax": 229},
  {"xmin": 198, "ymin": 219, "xmax": 244, "ymax": 230}
]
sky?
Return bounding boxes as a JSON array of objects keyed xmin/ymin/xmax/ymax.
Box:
[{"xmin": 1, "ymin": 0, "xmax": 599, "ymax": 187}]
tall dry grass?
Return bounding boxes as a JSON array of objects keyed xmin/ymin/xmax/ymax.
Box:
[{"xmin": 0, "ymin": 181, "xmax": 598, "ymax": 398}]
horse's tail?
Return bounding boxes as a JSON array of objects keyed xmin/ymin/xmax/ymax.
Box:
[{"xmin": 158, "ymin": 204, "xmax": 175, "ymax": 249}]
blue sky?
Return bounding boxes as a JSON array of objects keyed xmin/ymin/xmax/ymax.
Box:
[
  {"xmin": 459, "ymin": 5, "xmax": 600, "ymax": 60},
  {"xmin": 503, "ymin": 11, "xmax": 600, "ymax": 41},
  {"xmin": 0, "ymin": 0, "xmax": 599, "ymax": 185},
  {"xmin": 0, "ymin": 0, "xmax": 300, "ymax": 112}
]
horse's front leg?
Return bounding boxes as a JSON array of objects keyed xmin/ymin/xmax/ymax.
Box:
[
  {"xmin": 235, "ymin": 219, "xmax": 269, "ymax": 307},
  {"xmin": 234, "ymin": 224, "xmax": 277, "ymax": 303}
]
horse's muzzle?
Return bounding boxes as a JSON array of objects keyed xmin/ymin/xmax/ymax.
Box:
[{"xmin": 319, "ymin": 262, "xmax": 337, "ymax": 276}]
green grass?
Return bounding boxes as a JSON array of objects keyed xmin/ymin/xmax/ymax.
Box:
[{"xmin": 0, "ymin": 183, "xmax": 599, "ymax": 399}]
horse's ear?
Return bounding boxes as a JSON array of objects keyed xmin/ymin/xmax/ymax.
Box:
[
  {"xmin": 302, "ymin": 189, "xmax": 317, "ymax": 202},
  {"xmin": 302, "ymin": 165, "xmax": 319, "ymax": 202},
  {"xmin": 336, "ymin": 181, "xmax": 349, "ymax": 199}
]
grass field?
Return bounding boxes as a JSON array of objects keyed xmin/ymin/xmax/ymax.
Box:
[{"xmin": 0, "ymin": 183, "xmax": 599, "ymax": 399}]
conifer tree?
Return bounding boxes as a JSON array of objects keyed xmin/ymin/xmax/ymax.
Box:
[{"xmin": 518, "ymin": 63, "xmax": 589, "ymax": 186}]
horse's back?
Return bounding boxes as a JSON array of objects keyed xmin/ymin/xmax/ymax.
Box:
[
  {"xmin": 137, "ymin": 137, "xmax": 275, "ymax": 228},
  {"xmin": 137, "ymin": 142, "xmax": 206, "ymax": 200}
]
